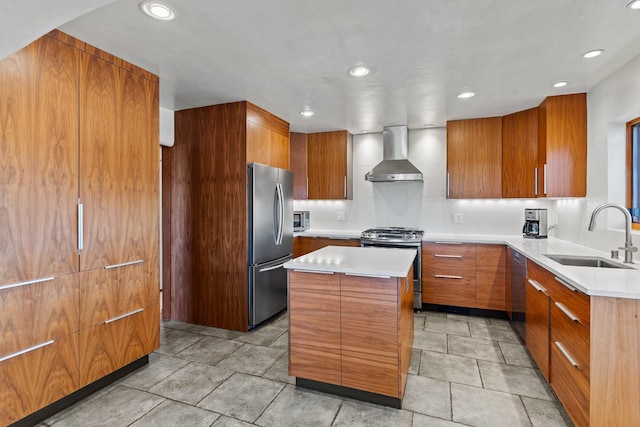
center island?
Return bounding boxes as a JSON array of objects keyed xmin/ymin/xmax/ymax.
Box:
[{"xmin": 283, "ymin": 245, "xmax": 416, "ymax": 408}]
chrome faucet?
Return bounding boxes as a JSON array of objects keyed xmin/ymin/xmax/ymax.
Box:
[{"xmin": 588, "ymin": 203, "xmax": 638, "ymax": 263}]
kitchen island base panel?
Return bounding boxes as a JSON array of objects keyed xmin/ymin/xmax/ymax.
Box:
[
  {"xmin": 295, "ymin": 378, "xmax": 401, "ymax": 409},
  {"xmin": 7, "ymin": 356, "xmax": 148, "ymax": 427}
]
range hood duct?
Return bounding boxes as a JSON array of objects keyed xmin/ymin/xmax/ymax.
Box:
[{"xmin": 365, "ymin": 125, "xmax": 423, "ymax": 182}]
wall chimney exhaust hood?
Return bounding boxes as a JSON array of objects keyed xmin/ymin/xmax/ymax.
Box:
[{"xmin": 365, "ymin": 125, "xmax": 423, "ymax": 182}]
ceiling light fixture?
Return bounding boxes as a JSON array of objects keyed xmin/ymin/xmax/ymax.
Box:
[
  {"xmin": 424, "ymin": 124, "xmax": 435, "ymax": 128},
  {"xmin": 627, "ymin": 0, "xmax": 640, "ymax": 9},
  {"xmin": 299, "ymin": 110, "xmax": 315, "ymax": 117},
  {"xmin": 581, "ymin": 49, "xmax": 604, "ymax": 59},
  {"xmin": 552, "ymin": 81, "xmax": 568, "ymax": 88},
  {"xmin": 140, "ymin": 1, "xmax": 176, "ymax": 20},
  {"xmin": 348, "ymin": 66, "xmax": 371, "ymax": 77},
  {"xmin": 456, "ymin": 91, "xmax": 475, "ymax": 99},
  {"xmin": 360, "ymin": 130, "xmax": 369, "ymax": 133}
]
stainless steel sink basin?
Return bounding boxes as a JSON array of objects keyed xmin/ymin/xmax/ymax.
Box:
[{"xmin": 544, "ymin": 254, "xmax": 634, "ymax": 269}]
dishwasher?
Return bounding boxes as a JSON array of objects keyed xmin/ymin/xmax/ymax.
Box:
[{"xmin": 509, "ymin": 248, "xmax": 526, "ymax": 342}]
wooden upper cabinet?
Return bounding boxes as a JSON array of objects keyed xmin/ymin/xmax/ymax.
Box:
[
  {"xmin": 502, "ymin": 108, "xmax": 539, "ymax": 198},
  {"xmin": 79, "ymin": 52, "xmax": 160, "ymax": 270},
  {"xmin": 538, "ymin": 93, "xmax": 587, "ymax": 197},
  {"xmin": 0, "ymin": 36, "xmax": 79, "ymax": 286},
  {"xmin": 246, "ymin": 102, "xmax": 290, "ymax": 170},
  {"xmin": 307, "ymin": 131, "xmax": 353, "ymax": 200},
  {"xmin": 290, "ymin": 132, "xmax": 308, "ymax": 199},
  {"xmin": 447, "ymin": 117, "xmax": 502, "ymax": 199}
]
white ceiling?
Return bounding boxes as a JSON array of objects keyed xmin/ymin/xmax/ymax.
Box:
[{"xmin": 3, "ymin": 1, "xmax": 640, "ymax": 134}]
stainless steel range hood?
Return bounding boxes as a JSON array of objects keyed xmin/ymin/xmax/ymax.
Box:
[{"xmin": 365, "ymin": 125, "xmax": 423, "ymax": 182}]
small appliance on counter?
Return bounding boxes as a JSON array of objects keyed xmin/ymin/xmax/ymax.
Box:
[
  {"xmin": 293, "ymin": 210, "xmax": 310, "ymax": 231},
  {"xmin": 523, "ymin": 208, "xmax": 548, "ymax": 239}
]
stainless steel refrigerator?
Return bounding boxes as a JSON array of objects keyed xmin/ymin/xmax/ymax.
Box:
[{"xmin": 248, "ymin": 163, "xmax": 293, "ymax": 328}]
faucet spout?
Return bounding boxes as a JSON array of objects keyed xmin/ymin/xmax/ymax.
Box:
[{"xmin": 588, "ymin": 203, "xmax": 637, "ymax": 263}]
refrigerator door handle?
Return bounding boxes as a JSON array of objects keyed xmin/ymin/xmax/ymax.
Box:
[
  {"xmin": 273, "ymin": 185, "xmax": 280, "ymax": 245},
  {"xmin": 277, "ymin": 183, "xmax": 284, "ymax": 245}
]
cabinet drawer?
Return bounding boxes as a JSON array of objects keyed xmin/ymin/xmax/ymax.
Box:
[
  {"xmin": 0, "ymin": 332, "xmax": 79, "ymax": 426},
  {"xmin": 423, "ymin": 272, "xmax": 477, "ymax": 306},
  {"xmin": 550, "ymin": 341, "xmax": 589, "ymax": 427},
  {"xmin": 289, "ymin": 270, "xmax": 340, "ymax": 295},
  {"xmin": 525, "ymin": 280, "xmax": 550, "ymax": 380},
  {"xmin": 423, "ymin": 242, "xmax": 477, "ymax": 261},
  {"xmin": 80, "ymin": 259, "xmax": 159, "ymax": 328},
  {"xmin": 551, "ymin": 302, "xmax": 590, "ymax": 378},
  {"xmin": 0, "ymin": 274, "xmax": 79, "ymax": 357},
  {"xmin": 79, "ymin": 303, "xmax": 159, "ymax": 387}
]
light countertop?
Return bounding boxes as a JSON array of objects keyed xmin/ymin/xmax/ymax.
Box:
[
  {"xmin": 293, "ymin": 229, "xmax": 361, "ymax": 239},
  {"xmin": 283, "ymin": 246, "xmax": 416, "ymax": 278},
  {"xmin": 292, "ymin": 229, "xmax": 640, "ymax": 299}
]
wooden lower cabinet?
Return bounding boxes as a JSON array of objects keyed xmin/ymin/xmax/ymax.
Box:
[
  {"xmin": 422, "ymin": 242, "xmax": 477, "ymax": 306},
  {"xmin": 0, "ymin": 333, "xmax": 79, "ymax": 426},
  {"xmin": 525, "ymin": 277, "xmax": 550, "ymax": 380},
  {"xmin": 294, "ymin": 237, "xmax": 360, "ymax": 257},
  {"xmin": 79, "ymin": 303, "xmax": 160, "ymax": 387},
  {"xmin": 550, "ymin": 341, "xmax": 590, "ymax": 427},
  {"xmin": 476, "ymin": 245, "xmax": 506, "ymax": 310}
]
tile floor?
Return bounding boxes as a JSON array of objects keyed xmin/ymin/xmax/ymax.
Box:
[{"xmin": 40, "ymin": 311, "xmax": 573, "ymax": 427}]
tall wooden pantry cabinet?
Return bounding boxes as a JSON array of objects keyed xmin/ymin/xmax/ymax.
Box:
[{"xmin": 0, "ymin": 30, "xmax": 160, "ymax": 426}]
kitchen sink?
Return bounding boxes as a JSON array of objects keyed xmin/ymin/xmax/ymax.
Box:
[{"xmin": 544, "ymin": 254, "xmax": 635, "ymax": 269}]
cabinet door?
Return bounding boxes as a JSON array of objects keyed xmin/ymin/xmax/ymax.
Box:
[
  {"xmin": 341, "ymin": 275, "xmax": 399, "ymax": 397},
  {"xmin": 79, "ymin": 52, "xmax": 159, "ymax": 270},
  {"xmin": 422, "ymin": 243, "xmax": 477, "ymax": 306},
  {"xmin": 476, "ymin": 245, "xmax": 506, "ymax": 310},
  {"xmin": 502, "ymin": 108, "xmax": 538, "ymax": 198},
  {"xmin": 290, "ymin": 132, "xmax": 308, "ymax": 199},
  {"xmin": 538, "ymin": 93, "xmax": 587, "ymax": 197},
  {"xmin": 0, "ymin": 36, "xmax": 79, "ymax": 287},
  {"xmin": 525, "ymin": 278, "xmax": 550, "ymax": 380},
  {"xmin": 447, "ymin": 117, "xmax": 502, "ymax": 199},
  {"xmin": 288, "ymin": 271, "xmax": 341, "ymax": 385},
  {"xmin": 307, "ymin": 131, "xmax": 351, "ymax": 199}
]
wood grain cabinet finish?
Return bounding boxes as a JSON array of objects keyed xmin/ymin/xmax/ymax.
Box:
[
  {"xmin": 306, "ymin": 131, "xmax": 353, "ymax": 199},
  {"xmin": 290, "ymin": 132, "xmax": 308, "ymax": 199},
  {"xmin": 502, "ymin": 108, "xmax": 539, "ymax": 198},
  {"xmin": 446, "ymin": 117, "xmax": 502, "ymax": 199},
  {"xmin": 422, "ymin": 243, "xmax": 477, "ymax": 306},
  {"xmin": 246, "ymin": 103, "xmax": 290, "ymax": 170},
  {"xmin": 0, "ymin": 333, "xmax": 79, "ymax": 426},
  {"xmin": 475, "ymin": 245, "xmax": 506, "ymax": 311},
  {"xmin": 294, "ymin": 237, "xmax": 360, "ymax": 257},
  {"xmin": 0, "ymin": 35, "xmax": 79, "ymax": 287},
  {"xmin": 538, "ymin": 93, "xmax": 587, "ymax": 198},
  {"xmin": 79, "ymin": 51, "xmax": 159, "ymax": 271},
  {"xmin": 525, "ymin": 271, "xmax": 550, "ymax": 380}
]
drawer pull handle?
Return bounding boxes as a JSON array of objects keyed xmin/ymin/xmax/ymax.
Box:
[
  {"xmin": 0, "ymin": 340, "xmax": 55, "ymax": 363},
  {"xmin": 104, "ymin": 260, "xmax": 144, "ymax": 270},
  {"xmin": 434, "ymin": 241, "xmax": 462, "ymax": 245},
  {"xmin": 105, "ymin": 308, "xmax": 144, "ymax": 324},
  {"xmin": 434, "ymin": 254, "xmax": 463, "ymax": 259},
  {"xmin": 527, "ymin": 279, "xmax": 547, "ymax": 294},
  {"xmin": 554, "ymin": 276, "xmax": 578, "ymax": 292},
  {"xmin": 434, "ymin": 274, "xmax": 463, "ymax": 279},
  {"xmin": 345, "ymin": 273, "xmax": 391, "ymax": 279},
  {"xmin": 293, "ymin": 270, "xmax": 334, "ymax": 275},
  {"xmin": 555, "ymin": 341, "xmax": 580, "ymax": 369},
  {"xmin": 0, "ymin": 276, "xmax": 55, "ymax": 291},
  {"xmin": 555, "ymin": 302, "xmax": 580, "ymax": 323}
]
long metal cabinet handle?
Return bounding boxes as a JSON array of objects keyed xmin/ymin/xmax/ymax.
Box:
[
  {"xmin": 555, "ymin": 302, "xmax": 580, "ymax": 323},
  {"xmin": 292, "ymin": 269, "xmax": 334, "ymax": 275},
  {"xmin": 0, "ymin": 276, "xmax": 54, "ymax": 291},
  {"xmin": 344, "ymin": 176, "xmax": 347, "ymax": 199},
  {"xmin": 104, "ymin": 259, "xmax": 144, "ymax": 270},
  {"xmin": 434, "ymin": 254, "xmax": 462, "ymax": 259},
  {"xmin": 259, "ymin": 262, "xmax": 288, "ymax": 273},
  {"xmin": 306, "ymin": 177, "xmax": 309, "ymax": 197},
  {"xmin": 554, "ymin": 276, "xmax": 577, "ymax": 292},
  {"xmin": 434, "ymin": 274, "xmax": 463, "ymax": 279},
  {"xmin": 527, "ymin": 279, "xmax": 546, "ymax": 293},
  {"xmin": 345, "ymin": 273, "xmax": 391, "ymax": 279},
  {"xmin": 78, "ymin": 201, "xmax": 84, "ymax": 252},
  {"xmin": 104, "ymin": 308, "xmax": 144, "ymax": 324},
  {"xmin": 554, "ymin": 341, "xmax": 580, "ymax": 369},
  {"xmin": 446, "ymin": 172, "xmax": 450, "ymax": 198},
  {"xmin": 434, "ymin": 241, "xmax": 462, "ymax": 245},
  {"xmin": 543, "ymin": 164, "xmax": 547, "ymax": 194},
  {"xmin": 534, "ymin": 167, "xmax": 538, "ymax": 196},
  {"xmin": 0, "ymin": 340, "xmax": 55, "ymax": 363}
]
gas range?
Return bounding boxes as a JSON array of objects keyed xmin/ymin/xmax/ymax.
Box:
[{"xmin": 360, "ymin": 227, "xmax": 424, "ymax": 244}]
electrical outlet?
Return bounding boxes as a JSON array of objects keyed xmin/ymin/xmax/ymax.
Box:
[
  {"xmin": 452, "ymin": 213, "xmax": 463, "ymax": 224},
  {"xmin": 337, "ymin": 211, "xmax": 346, "ymax": 221}
]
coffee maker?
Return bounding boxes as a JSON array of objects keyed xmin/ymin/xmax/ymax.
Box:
[{"xmin": 523, "ymin": 208, "xmax": 548, "ymax": 239}]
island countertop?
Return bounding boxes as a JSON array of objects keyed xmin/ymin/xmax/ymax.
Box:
[{"xmin": 283, "ymin": 246, "xmax": 416, "ymax": 278}]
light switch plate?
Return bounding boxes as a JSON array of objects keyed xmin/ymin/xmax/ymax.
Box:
[
  {"xmin": 452, "ymin": 213, "xmax": 463, "ymax": 223},
  {"xmin": 337, "ymin": 211, "xmax": 346, "ymax": 221}
]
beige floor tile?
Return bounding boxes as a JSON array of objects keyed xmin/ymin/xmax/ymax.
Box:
[{"xmin": 413, "ymin": 329, "xmax": 448, "ymax": 353}]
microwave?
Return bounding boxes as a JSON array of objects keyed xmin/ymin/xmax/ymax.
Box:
[{"xmin": 293, "ymin": 211, "xmax": 310, "ymax": 231}]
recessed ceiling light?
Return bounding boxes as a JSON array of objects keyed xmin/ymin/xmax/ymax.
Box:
[
  {"xmin": 627, "ymin": 0, "xmax": 640, "ymax": 9},
  {"xmin": 552, "ymin": 81, "xmax": 568, "ymax": 88},
  {"xmin": 299, "ymin": 110, "xmax": 315, "ymax": 117},
  {"xmin": 348, "ymin": 66, "xmax": 371, "ymax": 77},
  {"xmin": 360, "ymin": 130, "xmax": 369, "ymax": 133},
  {"xmin": 424, "ymin": 124, "xmax": 435, "ymax": 128},
  {"xmin": 456, "ymin": 91, "xmax": 475, "ymax": 99},
  {"xmin": 581, "ymin": 49, "xmax": 604, "ymax": 59},
  {"xmin": 140, "ymin": 1, "xmax": 176, "ymax": 20}
]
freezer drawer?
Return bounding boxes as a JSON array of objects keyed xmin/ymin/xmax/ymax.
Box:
[{"xmin": 249, "ymin": 255, "xmax": 290, "ymax": 328}]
